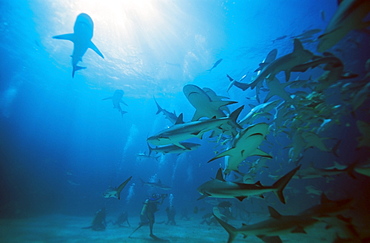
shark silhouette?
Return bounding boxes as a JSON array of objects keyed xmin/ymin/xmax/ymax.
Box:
[{"xmin": 53, "ymin": 13, "xmax": 104, "ymax": 77}]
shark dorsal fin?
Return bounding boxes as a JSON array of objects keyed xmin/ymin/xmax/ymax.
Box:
[
  {"xmin": 268, "ymin": 206, "xmax": 282, "ymax": 219},
  {"xmin": 293, "ymin": 39, "xmax": 304, "ymax": 53},
  {"xmin": 175, "ymin": 113, "xmax": 184, "ymax": 124},
  {"xmin": 215, "ymin": 168, "xmax": 225, "ymax": 181},
  {"xmin": 255, "ymin": 181, "xmax": 263, "ymax": 186}
]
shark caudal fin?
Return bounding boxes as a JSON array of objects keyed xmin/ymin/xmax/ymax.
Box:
[
  {"xmin": 72, "ymin": 66, "xmax": 86, "ymax": 78},
  {"xmin": 228, "ymin": 105, "xmax": 244, "ymax": 129},
  {"xmin": 272, "ymin": 165, "xmax": 301, "ymax": 204},
  {"xmin": 213, "ymin": 214, "xmax": 238, "ymax": 243},
  {"xmin": 154, "ymin": 98, "xmax": 163, "ymax": 115}
]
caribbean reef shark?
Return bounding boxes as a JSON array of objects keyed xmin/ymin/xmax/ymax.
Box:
[
  {"xmin": 197, "ymin": 165, "xmax": 300, "ymax": 203},
  {"xmin": 53, "ymin": 13, "xmax": 104, "ymax": 77},
  {"xmin": 147, "ymin": 106, "xmax": 244, "ymax": 149},
  {"xmin": 102, "ymin": 90, "xmax": 127, "ymax": 116},
  {"xmin": 213, "ymin": 205, "xmax": 318, "ymax": 243},
  {"xmin": 103, "ymin": 176, "xmax": 132, "ymax": 200},
  {"xmin": 208, "ymin": 123, "xmax": 272, "ymax": 174},
  {"xmin": 148, "ymin": 142, "xmax": 200, "ymax": 155},
  {"xmin": 317, "ymin": 0, "xmax": 370, "ymax": 52},
  {"xmin": 154, "ymin": 98, "xmax": 178, "ymax": 124},
  {"xmin": 249, "ymin": 39, "xmax": 313, "ymax": 89},
  {"xmin": 183, "ymin": 84, "xmax": 236, "ymax": 121},
  {"xmin": 140, "ymin": 178, "xmax": 171, "ymax": 190}
]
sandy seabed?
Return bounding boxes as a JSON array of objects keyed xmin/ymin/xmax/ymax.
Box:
[{"xmin": 0, "ymin": 214, "xmax": 342, "ymax": 243}]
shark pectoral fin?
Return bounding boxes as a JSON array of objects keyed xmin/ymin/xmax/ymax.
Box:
[
  {"xmin": 120, "ymin": 100, "xmax": 128, "ymax": 106},
  {"xmin": 89, "ymin": 41, "xmax": 104, "ymax": 58},
  {"xmin": 284, "ymin": 70, "xmax": 291, "ymax": 82},
  {"xmin": 102, "ymin": 96, "xmax": 112, "ymax": 100},
  {"xmin": 197, "ymin": 194, "xmax": 209, "ymax": 200},
  {"xmin": 268, "ymin": 206, "xmax": 282, "ymax": 219},
  {"xmin": 251, "ymin": 149, "xmax": 272, "ymax": 158},
  {"xmin": 291, "ymin": 226, "xmax": 306, "ymax": 234},
  {"xmin": 235, "ymin": 196, "xmax": 247, "ymax": 201},
  {"xmin": 208, "ymin": 149, "xmax": 233, "ymax": 163},
  {"xmin": 174, "ymin": 143, "xmax": 187, "ymax": 150},
  {"xmin": 53, "ymin": 33, "xmax": 74, "ymax": 42},
  {"xmin": 192, "ymin": 110, "xmax": 203, "ymax": 121}
]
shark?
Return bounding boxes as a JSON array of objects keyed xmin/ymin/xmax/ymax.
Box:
[
  {"xmin": 53, "ymin": 13, "xmax": 104, "ymax": 77},
  {"xmin": 207, "ymin": 58, "xmax": 223, "ymax": 71},
  {"xmin": 213, "ymin": 205, "xmax": 318, "ymax": 243},
  {"xmin": 208, "ymin": 123, "xmax": 272, "ymax": 174},
  {"xmin": 238, "ymin": 100, "xmax": 282, "ymax": 126},
  {"xmin": 154, "ymin": 98, "xmax": 178, "ymax": 124},
  {"xmin": 148, "ymin": 142, "xmax": 200, "ymax": 155},
  {"xmin": 317, "ymin": 0, "xmax": 370, "ymax": 52},
  {"xmin": 197, "ymin": 165, "xmax": 301, "ymax": 203},
  {"xmin": 136, "ymin": 152, "xmax": 160, "ymax": 161},
  {"xmin": 102, "ymin": 90, "xmax": 127, "ymax": 116},
  {"xmin": 183, "ymin": 84, "xmax": 237, "ymax": 121},
  {"xmin": 140, "ymin": 179, "xmax": 171, "ymax": 190},
  {"xmin": 226, "ymin": 74, "xmax": 250, "ymax": 92},
  {"xmin": 255, "ymin": 49, "xmax": 278, "ymax": 72},
  {"xmin": 103, "ymin": 176, "xmax": 132, "ymax": 200},
  {"xmin": 249, "ymin": 39, "xmax": 314, "ymax": 89},
  {"xmin": 147, "ymin": 106, "xmax": 244, "ymax": 149}
]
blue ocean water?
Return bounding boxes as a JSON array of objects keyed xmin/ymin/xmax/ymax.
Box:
[{"xmin": 1, "ymin": 0, "xmax": 370, "ymax": 242}]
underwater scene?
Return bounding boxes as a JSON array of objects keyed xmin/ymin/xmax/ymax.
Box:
[{"xmin": 0, "ymin": 0, "xmax": 370, "ymax": 242}]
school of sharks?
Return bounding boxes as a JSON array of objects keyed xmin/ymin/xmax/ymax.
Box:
[{"xmin": 13, "ymin": 0, "xmax": 370, "ymax": 242}]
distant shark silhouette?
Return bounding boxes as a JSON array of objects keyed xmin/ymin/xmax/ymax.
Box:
[
  {"xmin": 103, "ymin": 176, "xmax": 132, "ymax": 200},
  {"xmin": 53, "ymin": 13, "xmax": 104, "ymax": 77},
  {"xmin": 103, "ymin": 90, "xmax": 128, "ymax": 116}
]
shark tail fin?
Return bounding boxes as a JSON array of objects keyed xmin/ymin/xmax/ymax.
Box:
[
  {"xmin": 154, "ymin": 98, "xmax": 162, "ymax": 114},
  {"xmin": 272, "ymin": 165, "xmax": 301, "ymax": 204},
  {"xmin": 228, "ymin": 105, "xmax": 244, "ymax": 129},
  {"xmin": 213, "ymin": 214, "xmax": 239, "ymax": 243},
  {"xmin": 72, "ymin": 66, "xmax": 86, "ymax": 78},
  {"xmin": 147, "ymin": 143, "xmax": 153, "ymax": 155}
]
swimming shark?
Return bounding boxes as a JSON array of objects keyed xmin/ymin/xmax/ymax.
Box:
[
  {"xmin": 249, "ymin": 39, "xmax": 314, "ymax": 89},
  {"xmin": 255, "ymin": 49, "xmax": 278, "ymax": 72},
  {"xmin": 53, "ymin": 13, "xmax": 104, "ymax": 77},
  {"xmin": 147, "ymin": 106, "xmax": 244, "ymax": 149},
  {"xmin": 317, "ymin": 0, "xmax": 370, "ymax": 52},
  {"xmin": 183, "ymin": 84, "xmax": 237, "ymax": 121},
  {"xmin": 148, "ymin": 142, "xmax": 200, "ymax": 155},
  {"xmin": 103, "ymin": 176, "xmax": 132, "ymax": 200},
  {"xmin": 154, "ymin": 98, "xmax": 178, "ymax": 124},
  {"xmin": 208, "ymin": 123, "xmax": 272, "ymax": 174},
  {"xmin": 197, "ymin": 165, "xmax": 300, "ymax": 203},
  {"xmin": 226, "ymin": 74, "xmax": 251, "ymax": 92},
  {"xmin": 140, "ymin": 179, "xmax": 171, "ymax": 190},
  {"xmin": 213, "ymin": 205, "xmax": 318, "ymax": 243},
  {"xmin": 207, "ymin": 58, "xmax": 223, "ymax": 71},
  {"xmin": 102, "ymin": 90, "xmax": 127, "ymax": 116},
  {"xmin": 238, "ymin": 100, "xmax": 282, "ymax": 126}
]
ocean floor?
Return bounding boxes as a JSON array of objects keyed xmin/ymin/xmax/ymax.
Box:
[{"xmin": 0, "ymin": 214, "xmax": 345, "ymax": 243}]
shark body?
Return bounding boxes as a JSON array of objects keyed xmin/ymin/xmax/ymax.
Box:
[
  {"xmin": 183, "ymin": 84, "xmax": 236, "ymax": 121},
  {"xmin": 103, "ymin": 90, "xmax": 127, "ymax": 116},
  {"xmin": 214, "ymin": 205, "xmax": 317, "ymax": 243},
  {"xmin": 317, "ymin": 0, "xmax": 370, "ymax": 52},
  {"xmin": 197, "ymin": 165, "xmax": 300, "ymax": 203},
  {"xmin": 53, "ymin": 13, "xmax": 104, "ymax": 77},
  {"xmin": 154, "ymin": 98, "xmax": 178, "ymax": 124},
  {"xmin": 147, "ymin": 106, "xmax": 243, "ymax": 149},
  {"xmin": 148, "ymin": 142, "xmax": 200, "ymax": 155},
  {"xmin": 140, "ymin": 179, "xmax": 171, "ymax": 190},
  {"xmin": 249, "ymin": 39, "xmax": 313, "ymax": 89},
  {"xmin": 103, "ymin": 176, "xmax": 132, "ymax": 200},
  {"xmin": 208, "ymin": 123, "xmax": 272, "ymax": 174}
]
